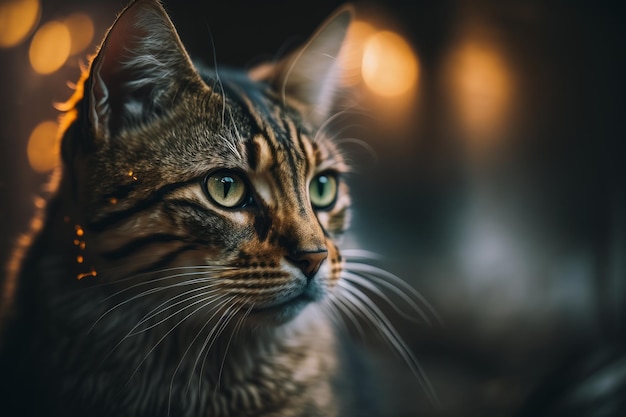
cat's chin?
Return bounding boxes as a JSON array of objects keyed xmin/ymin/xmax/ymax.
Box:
[
  {"xmin": 243, "ymin": 272, "xmax": 327, "ymax": 326},
  {"xmin": 249, "ymin": 292, "xmax": 317, "ymax": 326}
]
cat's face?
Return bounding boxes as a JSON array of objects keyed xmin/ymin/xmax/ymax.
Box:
[{"xmin": 64, "ymin": 0, "xmax": 352, "ymax": 325}]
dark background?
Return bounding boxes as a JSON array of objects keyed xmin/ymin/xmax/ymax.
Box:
[{"xmin": 1, "ymin": 0, "xmax": 624, "ymax": 416}]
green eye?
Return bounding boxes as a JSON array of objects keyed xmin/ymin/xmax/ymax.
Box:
[
  {"xmin": 309, "ymin": 173, "xmax": 338, "ymax": 210},
  {"xmin": 204, "ymin": 171, "xmax": 248, "ymax": 208}
]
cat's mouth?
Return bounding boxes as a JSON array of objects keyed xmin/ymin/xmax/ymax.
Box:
[{"xmin": 250, "ymin": 289, "xmax": 317, "ymax": 324}]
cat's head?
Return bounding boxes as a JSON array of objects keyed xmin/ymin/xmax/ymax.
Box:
[{"xmin": 61, "ymin": 0, "xmax": 353, "ymax": 326}]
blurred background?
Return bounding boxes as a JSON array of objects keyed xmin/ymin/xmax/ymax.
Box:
[{"xmin": 0, "ymin": 0, "xmax": 624, "ymax": 416}]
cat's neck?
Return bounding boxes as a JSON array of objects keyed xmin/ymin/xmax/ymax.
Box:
[
  {"xmin": 188, "ymin": 309, "xmax": 338, "ymax": 416},
  {"xmin": 88, "ymin": 303, "xmax": 338, "ymax": 416}
]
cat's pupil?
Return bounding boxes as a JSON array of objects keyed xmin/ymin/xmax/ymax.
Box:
[
  {"xmin": 316, "ymin": 175, "xmax": 329, "ymax": 196},
  {"xmin": 221, "ymin": 177, "xmax": 234, "ymax": 198}
]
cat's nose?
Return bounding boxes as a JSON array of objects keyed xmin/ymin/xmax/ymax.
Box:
[{"xmin": 287, "ymin": 249, "xmax": 328, "ymax": 279}]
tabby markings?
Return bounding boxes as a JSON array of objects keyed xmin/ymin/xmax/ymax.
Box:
[
  {"xmin": 226, "ymin": 82, "xmax": 312, "ymax": 214},
  {"xmin": 131, "ymin": 243, "xmax": 198, "ymax": 277},
  {"xmin": 87, "ymin": 180, "xmax": 196, "ymax": 232},
  {"xmin": 100, "ymin": 233, "xmax": 185, "ymax": 261}
]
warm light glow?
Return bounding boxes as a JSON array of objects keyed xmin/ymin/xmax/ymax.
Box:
[
  {"xmin": 446, "ymin": 39, "xmax": 513, "ymax": 141},
  {"xmin": 77, "ymin": 268, "xmax": 97, "ymax": 280},
  {"xmin": 362, "ymin": 30, "xmax": 419, "ymax": 97},
  {"xmin": 339, "ymin": 21, "xmax": 376, "ymax": 86},
  {"xmin": 64, "ymin": 12, "xmax": 94, "ymax": 55},
  {"xmin": 0, "ymin": 0, "xmax": 40, "ymax": 48},
  {"xmin": 29, "ymin": 20, "xmax": 71, "ymax": 74},
  {"xmin": 27, "ymin": 120, "xmax": 60, "ymax": 172}
]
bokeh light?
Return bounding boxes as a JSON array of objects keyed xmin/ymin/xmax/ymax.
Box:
[
  {"xmin": 29, "ymin": 20, "xmax": 71, "ymax": 74},
  {"xmin": 64, "ymin": 12, "xmax": 94, "ymax": 55},
  {"xmin": 27, "ymin": 120, "xmax": 60, "ymax": 172},
  {"xmin": 361, "ymin": 30, "xmax": 419, "ymax": 98},
  {"xmin": 0, "ymin": 0, "xmax": 40, "ymax": 48},
  {"xmin": 445, "ymin": 38, "xmax": 513, "ymax": 144}
]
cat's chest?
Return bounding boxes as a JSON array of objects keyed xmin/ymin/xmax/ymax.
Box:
[
  {"xmin": 31, "ymin": 301, "xmax": 339, "ymax": 417},
  {"xmin": 204, "ymin": 350, "xmax": 337, "ymax": 417},
  {"xmin": 157, "ymin": 315, "xmax": 339, "ymax": 417}
]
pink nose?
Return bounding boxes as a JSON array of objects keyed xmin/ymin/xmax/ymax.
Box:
[{"xmin": 287, "ymin": 250, "xmax": 328, "ymax": 279}]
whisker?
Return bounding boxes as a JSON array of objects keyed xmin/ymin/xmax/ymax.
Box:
[
  {"xmin": 128, "ymin": 287, "xmax": 223, "ymax": 336},
  {"xmin": 214, "ymin": 302, "xmax": 252, "ymax": 394},
  {"xmin": 75, "ymin": 263, "xmax": 227, "ymax": 296},
  {"xmin": 85, "ymin": 254, "xmax": 230, "ymax": 284},
  {"xmin": 226, "ymin": 110, "xmax": 244, "ymax": 159},
  {"xmin": 100, "ymin": 268, "xmax": 228, "ymax": 302},
  {"xmin": 336, "ymin": 281, "xmax": 440, "ymax": 407},
  {"xmin": 324, "ymin": 123, "xmax": 365, "ymax": 142},
  {"xmin": 200, "ymin": 18, "xmax": 227, "ymax": 131},
  {"xmin": 320, "ymin": 297, "xmax": 347, "ymax": 332},
  {"xmin": 342, "ymin": 271, "xmax": 431, "ymax": 325},
  {"xmin": 325, "ymin": 293, "xmax": 366, "ymax": 339},
  {"xmin": 334, "ymin": 137, "xmax": 379, "ymax": 166},
  {"xmin": 187, "ymin": 300, "xmax": 243, "ymax": 395},
  {"xmin": 341, "ymin": 248, "xmax": 383, "ymax": 260},
  {"xmin": 313, "ymin": 107, "xmax": 362, "ymax": 142},
  {"xmin": 126, "ymin": 293, "xmax": 231, "ymax": 387},
  {"xmin": 101, "ymin": 288, "xmax": 223, "ymax": 363},
  {"xmin": 209, "ymin": 305, "xmax": 241, "ymax": 395},
  {"xmin": 89, "ymin": 274, "xmax": 221, "ymax": 333},
  {"xmin": 166, "ymin": 295, "xmax": 235, "ymax": 417},
  {"xmin": 202, "ymin": 28, "xmax": 246, "ymax": 161},
  {"xmin": 345, "ymin": 261, "xmax": 443, "ymax": 325}
]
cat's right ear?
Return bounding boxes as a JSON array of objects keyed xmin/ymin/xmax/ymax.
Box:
[
  {"xmin": 87, "ymin": 0, "xmax": 203, "ymax": 141},
  {"xmin": 249, "ymin": 6, "xmax": 353, "ymax": 127}
]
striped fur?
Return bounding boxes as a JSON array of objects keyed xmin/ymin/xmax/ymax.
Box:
[
  {"xmin": 2, "ymin": 1, "xmax": 443, "ymax": 415},
  {"xmin": 0, "ymin": 1, "xmax": 359, "ymax": 416}
]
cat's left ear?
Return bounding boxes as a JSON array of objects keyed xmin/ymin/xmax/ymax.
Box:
[
  {"xmin": 87, "ymin": 0, "xmax": 203, "ymax": 141},
  {"xmin": 249, "ymin": 5, "xmax": 354, "ymax": 126}
]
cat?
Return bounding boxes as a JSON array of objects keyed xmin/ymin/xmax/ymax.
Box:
[{"xmin": 0, "ymin": 1, "xmax": 436, "ymax": 416}]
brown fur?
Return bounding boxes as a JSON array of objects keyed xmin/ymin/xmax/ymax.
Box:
[{"xmin": 0, "ymin": 1, "xmax": 359, "ymax": 416}]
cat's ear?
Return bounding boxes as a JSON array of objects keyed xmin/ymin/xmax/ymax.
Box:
[
  {"xmin": 249, "ymin": 6, "xmax": 353, "ymax": 126},
  {"xmin": 87, "ymin": 0, "xmax": 201, "ymax": 140}
]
